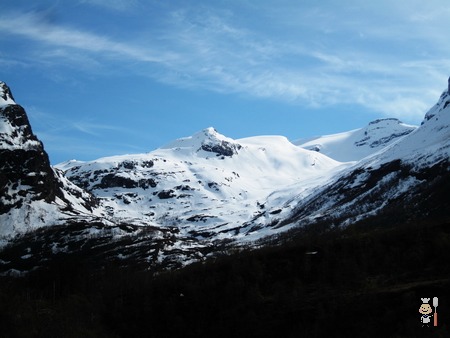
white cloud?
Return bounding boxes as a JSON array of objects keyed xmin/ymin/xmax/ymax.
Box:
[
  {"xmin": 0, "ymin": 56, "xmax": 28, "ymax": 69},
  {"xmin": 0, "ymin": 11, "xmax": 169, "ymax": 63},
  {"xmin": 27, "ymin": 106, "xmax": 131, "ymax": 138},
  {"xmin": 1, "ymin": 3, "xmax": 448, "ymax": 123},
  {"xmin": 72, "ymin": 121, "xmax": 127, "ymax": 137}
]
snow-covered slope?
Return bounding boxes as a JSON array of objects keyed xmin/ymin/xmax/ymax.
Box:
[
  {"xmin": 57, "ymin": 127, "xmax": 346, "ymax": 241},
  {"xmin": 369, "ymin": 90, "xmax": 450, "ymax": 168},
  {"xmin": 248, "ymin": 86, "xmax": 450, "ymax": 233},
  {"xmin": 294, "ymin": 118, "xmax": 416, "ymax": 162}
]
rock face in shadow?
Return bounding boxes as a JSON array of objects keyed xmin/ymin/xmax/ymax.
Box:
[
  {"xmin": 0, "ymin": 83, "xmax": 58, "ymax": 213},
  {"xmin": 0, "ymin": 82, "xmax": 96, "ymax": 215}
]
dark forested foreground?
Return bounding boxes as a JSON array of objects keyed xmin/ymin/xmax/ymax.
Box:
[{"xmin": 1, "ymin": 219, "xmax": 449, "ymax": 338}]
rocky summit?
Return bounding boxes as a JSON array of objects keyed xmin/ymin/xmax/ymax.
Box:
[
  {"xmin": 0, "ymin": 81, "xmax": 59, "ymax": 213},
  {"xmin": 0, "ymin": 82, "xmax": 100, "ymax": 239}
]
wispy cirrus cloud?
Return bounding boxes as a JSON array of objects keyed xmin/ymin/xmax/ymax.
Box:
[
  {"xmin": 1, "ymin": 2, "xmax": 449, "ymax": 123},
  {"xmin": 154, "ymin": 4, "xmax": 448, "ymax": 119},
  {"xmin": 27, "ymin": 106, "xmax": 145, "ymax": 161},
  {"xmin": 27, "ymin": 106, "xmax": 127, "ymax": 136},
  {"xmin": 72, "ymin": 121, "xmax": 127, "ymax": 137},
  {"xmin": 0, "ymin": 10, "xmax": 170, "ymax": 64}
]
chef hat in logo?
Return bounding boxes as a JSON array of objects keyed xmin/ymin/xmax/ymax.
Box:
[{"xmin": 421, "ymin": 298, "xmax": 430, "ymax": 304}]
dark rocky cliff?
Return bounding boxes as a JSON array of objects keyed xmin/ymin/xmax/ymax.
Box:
[{"xmin": 0, "ymin": 82, "xmax": 96, "ymax": 214}]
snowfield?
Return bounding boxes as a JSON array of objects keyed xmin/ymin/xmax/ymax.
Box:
[{"xmin": 56, "ymin": 127, "xmax": 349, "ymax": 242}]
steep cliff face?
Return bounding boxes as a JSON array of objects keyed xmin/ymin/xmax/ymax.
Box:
[
  {"xmin": 0, "ymin": 82, "xmax": 60, "ymax": 213},
  {"xmin": 0, "ymin": 82, "xmax": 99, "ymax": 237}
]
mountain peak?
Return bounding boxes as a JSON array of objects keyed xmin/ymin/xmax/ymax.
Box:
[
  {"xmin": 0, "ymin": 82, "xmax": 16, "ymax": 108},
  {"xmin": 295, "ymin": 118, "xmax": 416, "ymax": 162},
  {"xmin": 161, "ymin": 127, "xmax": 242, "ymax": 157},
  {"xmin": 192, "ymin": 127, "xmax": 224, "ymax": 144},
  {"xmin": 367, "ymin": 117, "xmax": 401, "ymax": 126},
  {"xmin": 0, "ymin": 82, "xmax": 40, "ymax": 151},
  {"xmin": 203, "ymin": 126, "xmax": 218, "ymax": 135},
  {"xmin": 364, "ymin": 118, "xmax": 413, "ymax": 134},
  {"xmin": 422, "ymin": 84, "xmax": 450, "ymax": 125},
  {"xmin": 0, "ymin": 82, "xmax": 60, "ymax": 215},
  {"xmin": 1, "ymin": 82, "xmax": 99, "ymax": 229}
]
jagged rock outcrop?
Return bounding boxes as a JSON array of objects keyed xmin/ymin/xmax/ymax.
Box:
[
  {"xmin": 0, "ymin": 82, "xmax": 98, "ymax": 228},
  {"xmin": 0, "ymin": 82, "xmax": 61, "ymax": 213}
]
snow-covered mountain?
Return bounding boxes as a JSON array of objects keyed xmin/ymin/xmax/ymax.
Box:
[
  {"xmin": 294, "ymin": 118, "xmax": 417, "ymax": 162},
  {"xmin": 1, "ymin": 78, "xmax": 449, "ymax": 274},
  {"xmin": 56, "ymin": 127, "xmax": 345, "ymax": 241},
  {"xmin": 247, "ymin": 84, "xmax": 450, "ymax": 233},
  {"xmin": 0, "ymin": 82, "xmax": 103, "ymax": 243}
]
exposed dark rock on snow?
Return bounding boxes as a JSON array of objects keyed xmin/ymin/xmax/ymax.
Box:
[
  {"xmin": 0, "ymin": 82, "xmax": 98, "ymax": 217},
  {"xmin": 201, "ymin": 141, "xmax": 242, "ymax": 157},
  {"xmin": 0, "ymin": 82, "xmax": 15, "ymax": 102},
  {"xmin": 0, "ymin": 85, "xmax": 67, "ymax": 213}
]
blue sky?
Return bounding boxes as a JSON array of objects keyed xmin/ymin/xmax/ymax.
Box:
[{"xmin": 1, "ymin": 0, "xmax": 449, "ymax": 164}]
